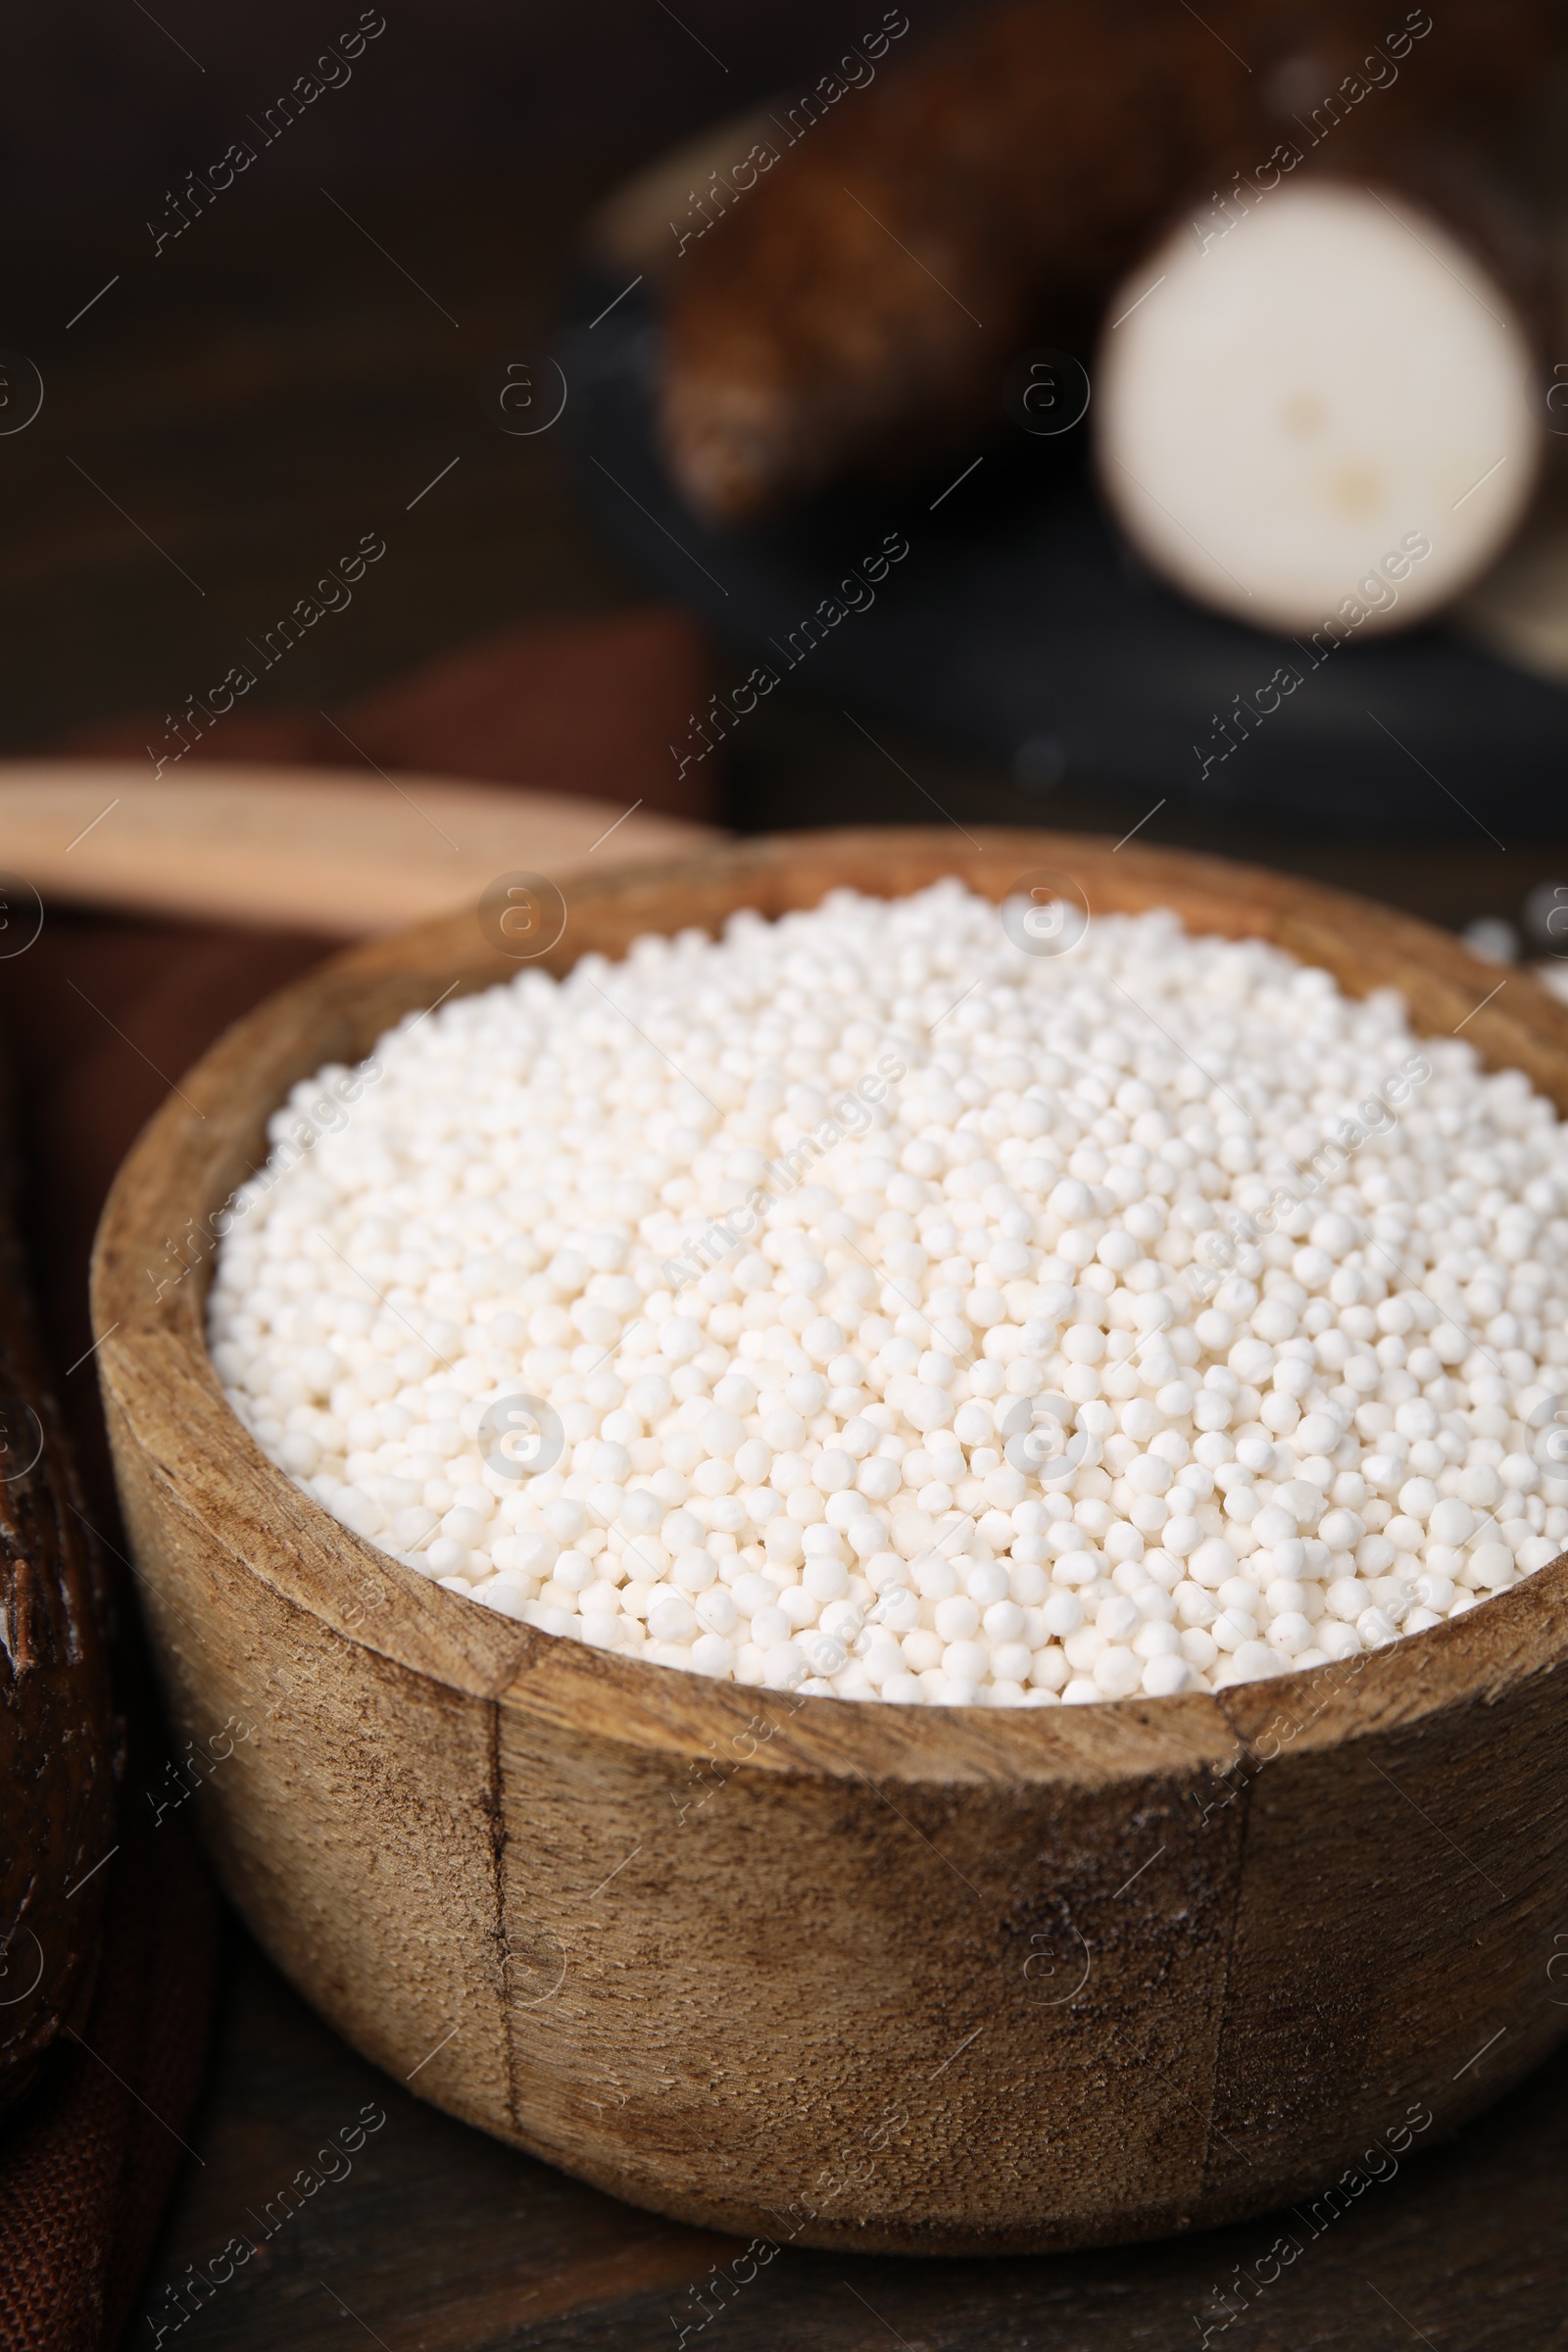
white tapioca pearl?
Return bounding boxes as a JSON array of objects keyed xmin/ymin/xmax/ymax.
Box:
[
  {"xmin": 812, "ymin": 1449, "xmax": 858, "ymax": 1494},
  {"xmin": 1466, "ymin": 1544, "xmax": 1517, "ymax": 1590},
  {"xmin": 1093, "ymin": 1645, "xmax": 1142, "ymax": 1697},
  {"xmin": 1211, "ymin": 1609, "xmax": 1257, "ymax": 1653},
  {"xmin": 1218, "ymin": 1641, "xmax": 1288, "ymax": 1686},
  {"xmin": 934, "ymin": 1594, "xmax": 981, "ymax": 1642},
  {"xmin": 762, "ymin": 1641, "xmax": 808, "ymax": 1690},
  {"xmin": 803, "ymin": 1555, "xmax": 849, "ymax": 1603},
  {"xmin": 1052, "ymin": 1551, "xmax": 1101, "ymax": 1588},
  {"xmin": 1133, "ymin": 1620, "xmax": 1180, "ymax": 1659},
  {"xmin": 1096, "ymin": 1594, "xmax": 1141, "ymax": 1643},
  {"xmin": 647, "ymin": 1592, "xmax": 699, "ymax": 1643},
  {"xmin": 1188, "ymin": 1538, "xmax": 1237, "ymax": 1589},
  {"xmin": 1428, "ymin": 1497, "xmax": 1475, "ymax": 1546},
  {"xmin": 777, "ymin": 1584, "xmax": 819, "ymax": 1631}
]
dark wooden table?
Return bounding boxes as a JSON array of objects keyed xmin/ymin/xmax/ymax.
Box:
[{"xmin": 127, "ymin": 1924, "xmax": 1568, "ymax": 2351}]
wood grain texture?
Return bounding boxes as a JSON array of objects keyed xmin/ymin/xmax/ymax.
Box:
[
  {"xmin": 91, "ymin": 827, "xmax": 1568, "ymax": 2255},
  {"xmin": 0, "ymin": 762, "xmax": 714, "ymax": 939}
]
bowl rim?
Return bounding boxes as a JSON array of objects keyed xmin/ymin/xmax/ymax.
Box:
[{"xmin": 91, "ymin": 824, "xmax": 1568, "ymax": 1785}]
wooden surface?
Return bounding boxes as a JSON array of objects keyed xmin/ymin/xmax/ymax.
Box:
[
  {"xmin": 0, "ymin": 763, "xmax": 714, "ymax": 939},
  {"xmin": 125, "ymin": 1922, "xmax": 1568, "ymax": 2350},
  {"xmin": 93, "ymin": 828, "xmax": 1568, "ymax": 2260}
]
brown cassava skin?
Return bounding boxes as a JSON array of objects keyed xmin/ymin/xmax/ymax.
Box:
[
  {"xmin": 0, "ymin": 1136, "xmax": 114, "ymax": 2118},
  {"xmin": 660, "ymin": 0, "xmax": 1566, "ymax": 520}
]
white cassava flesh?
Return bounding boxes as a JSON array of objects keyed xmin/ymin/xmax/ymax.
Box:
[{"xmin": 1096, "ymin": 180, "xmax": 1541, "ymax": 636}]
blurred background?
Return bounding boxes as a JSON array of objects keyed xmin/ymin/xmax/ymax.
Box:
[
  {"xmin": 3, "ymin": 0, "xmax": 975, "ymax": 821},
  {"xmin": 3, "ymin": 0, "xmax": 1566, "ymax": 918}
]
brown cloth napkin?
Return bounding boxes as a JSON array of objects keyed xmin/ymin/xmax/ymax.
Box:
[
  {"xmin": 0, "ymin": 601, "xmax": 711, "ymax": 2347},
  {"xmin": 54, "ymin": 603, "xmax": 715, "ymax": 823},
  {"xmin": 0, "ymin": 1718, "xmax": 219, "ymax": 2352}
]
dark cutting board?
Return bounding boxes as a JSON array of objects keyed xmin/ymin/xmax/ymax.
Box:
[{"xmin": 564, "ymin": 281, "xmax": 1568, "ymax": 839}]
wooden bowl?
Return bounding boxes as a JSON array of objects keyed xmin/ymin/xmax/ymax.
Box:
[{"xmin": 91, "ymin": 828, "xmax": 1568, "ymax": 2257}]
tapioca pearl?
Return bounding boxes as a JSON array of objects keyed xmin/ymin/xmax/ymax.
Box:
[
  {"xmin": 545, "ymin": 1497, "xmax": 587, "ymax": 1544},
  {"xmin": 1041, "ymin": 1589, "xmax": 1083, "ymax": 1638},
  {"xmin": 1091, "ymin": 1645, "xmax": 1142, "ymax": 1697},
  {"xmin": 1464, "ymin": 1544, "xmax": 1518, "ymax": 1590},
  {"xmin": 1024, "ymin": 1647, "xmax": 1068, "ymax": 1692},
  {"xmin": 1179, "ymin": 1627, "xmax": 1219, "ymax": 1672},
  {"xmin": 859, "ymin": 1638, "xmax": 906, "ymax": 1687},
  {"xmin": 1130, "ymin": 1619, "xmax": 1180, "ymax": 1661},
  {"xmin": 758, "ymin": 1640, "xmax": 807, "ymax": 1690},
  {"xmin": 1052, "ymin": 1551, "xmax": 1101, "ymax": 1589},
  {"xmin": 1063, "ymin": 1626, "xmax": 1107, "ymax": 1673},
  {"xmin": 687, "ymin": 1634, "xmax": 734, "ymax": 1677},
  {"xmin": 547, "ymin": 1551, "xmax": 595, "ymax": 1594},
  {"xmin": 1266, "ymin": 1611, "xmax": 1314, "ymax": 1655},
  {"xmin": 667, "ymin": 1549, "xmax": 717, "ymax": 1595},
  {"xmin": 1187, "ymin": 1538, "xmax": 1238, "ymax": 1590},
  {"xmin": 1211, "ymin": 1608, "xmax": 1257, "ymax": 1653},
  {"xmin": 812, "ymin": 1448, "xmax": 858, "ymax": 1494},
  {"xmin": 1325, "ymin": 1576, "xmax": 1374, "ymax": 1622},
  {"xmin": 962, "ymin": 1560, "xmax": 1008, "ymax": 1609},
  {"xmin": 803, "ymin": 1554, "xmax": 850, "ymax": 1604},
  {"xmin": 901, "ymin": 1629, "xmax": 944, "ymax": 1675},
  {"xmin": 1216, "ymin": 1641, "xmax": 1288, "ymax": 1686},
  {"xmin": 1096, "ymin": 1594, "xmax": 1141, "ymax": 1643},
  {"xmin": 748, "ymin": 1603, "xmax": 790, "ymax": 1648},
  {"xmin": 939, "ymin": 1636, "xmax": 989, "ymax": 1683},
  {"xmin": 933, "ymin": 1594, "xmax": 981, "ymax": 1642},
  {"xmin": 775, "ymin": 1583, "xmax": 819, "ymax": 1632},
  {"xmin": 1248, "ymin": 1504, "xmax": 1298, "ymax": 1551},
  {"xmin": 1353, "ymin": 1528, "xmax": 1397, "ymax": 1575},
  {"xmin": 1396, "ymin": 1478, "xmax": 1441, "ymax": 1523},
  {"xmin": 817, "ymin": 1597, "xmax": 865, "ymax": 1645},
  {"xmin": 482, "ymin": 1580, "xmax": 536, "ymax": 1621}
]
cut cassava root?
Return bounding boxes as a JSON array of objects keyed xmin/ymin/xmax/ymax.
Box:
[
  {"xmin": 657, "ymin": 0, "xmax": 1560, "ymax": 566},
  {"xmin": 658, "ymin": 0, "xmax": 1250, "ymax": 521},
  {"xmin": 1097, "ymin": 180, "xmax": 1542, "ymax": 634}
]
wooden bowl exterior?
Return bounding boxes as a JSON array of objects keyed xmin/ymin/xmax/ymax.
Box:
[{"xmin": 91, "ymin": 829, "xmax": 1568, "ymax": 2256}]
